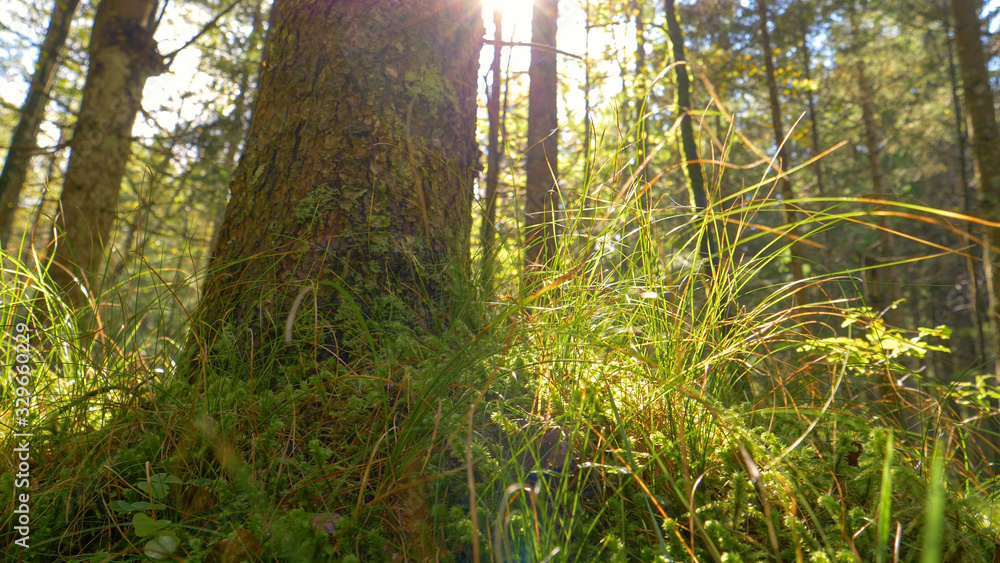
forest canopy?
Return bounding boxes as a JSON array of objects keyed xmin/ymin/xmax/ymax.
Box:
[{"xmin": 2, "ymin": 0, "xmax": 1000, "ymax": 561}]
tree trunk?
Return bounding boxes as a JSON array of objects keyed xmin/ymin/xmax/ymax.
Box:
[
  {"xmin": 628, "ymin": 0, "xmax": 654, "ymax": 270},
  {"xmin": 0, "ymin": 0, "xmax": 81, "ymax": 246},
  {"xmin": 951, "ymin": 0, "xmax": 1000, "ymax": 413},
  {"xmin": 799, "ymin": 27, "xmax": 824, "ymax": 199},
  {"xmin": 633, "ymin": 0, "xmax": 648, "ymax": 192},
  {"xmin": 850, "ymin": 14, "xmax": 897, "ymax": 324},
  {"xmin": 665, "ymin": 0, "xmax": 711, "ymax": 261},
  {"xmin": 857, "ymin": 65, "xmax": 885, "ymax": 197},
  {"xmin": 755, "ymin": 0, "xmax": 806, "ymax": 305},
  {"xmin": 524, "ymin": 0, "xmax": 559, "ymax": 273},
  {"xmin": 51, "ymin": 0, "xmax": 164, "ymax": 305},
  {"xmin": 193, "ymin": 0, "xmax": 481, "ymax": 354},
  {"xmin": 946, "ymin": 13, "xmax": 988, "ymax": 362},
  {"xmin": 209, "ymin": 0, "xmax": 266, "ymax": 252},
  {"xmin": 480, "ymin": 9, "xmax": 503, "ymax": 292}
]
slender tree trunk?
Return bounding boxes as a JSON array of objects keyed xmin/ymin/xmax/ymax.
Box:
[
  {"xmin": 209, "ymin": 0, "xmax": 266, "ymax": 252},
  {"xmin": 583, "ymin": 0, "xmax": 595, "ymax": 236},
  {"xmin": 755, "ymin": 0, "xmax": 805, "ymax": 305},
  {"xmin": 951, "ymin": 0, "xmax": 1000, "ymax": 402},
  {"xmin": 633, "ymin": 0, "xmax": 647, "ymax": 191},
  {"xmin": 0, "ymin": 0, "xmax": 82, "ymax": 245},
  {"xmin": 629, "ymin": 0, "xmax": 654, "ymax": 270},
  {"xmin": 480, "ymin": 9, "xmax": 503, "ymax": 292},
  {"xmin": 951, "ymin": 0, "xmax": 1000, "ymax": 468},
  {"xmin": 946, "ymin": 14, "xmax": 988, "ymax": 362},
  {"xmin": 799, "ymin": 29, "xmax": 824, "ymax": 198},
  {"xmin": 51, "ymin": 0, "xmax": 164, "ymax": 305},
  {"xmin": 857, "ymin": 66, "xmax": 885, "ymax": 196},
  {"xmin": 665, "ymin": 0, "xmax": 711, "ymax": 261},
  {"xmin": 524, "ymin": 0, "xmax": 559, "ymax": 273},
  {"xmin": 852, "ymin": 17, "xmax": 897, "ymax": 322}
]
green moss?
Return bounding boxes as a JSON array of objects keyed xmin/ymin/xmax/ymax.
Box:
[
  {"xmin": 293, "ymin": 185, "xmax": 339, "ymax": 224},
  {"xmin": 404, "ymin": 64, "xmax": 452, "ymax": 117},
  {"xmin": 263, "ymin": 509, "xmax": 335, "ymax": 562}
]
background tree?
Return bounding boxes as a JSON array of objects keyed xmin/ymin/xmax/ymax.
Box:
[
  {"xmin": 665, "ymin": 0, "xmax": 711, "ymax": 261},
  {"xmin": 480, "ymin": 8, "xmax": 504, "ymax": 293},
  {"xmin": 755, "ymin": 0, "xmax": 805, "ymax": 303},
  {"xmin": 950, "ymin": 0, "xmax": 1000, "ymax": 379},
  {"xmin": 0, "ymin": 0, "xmax": 81, "ymax": 245},
  {"xmin": 524, "ymin": 0, "xmax": 560, "ymax": 273},
  {"xmin": 50, "ymin": 0, "xmax": 164, "ymax": 304}
]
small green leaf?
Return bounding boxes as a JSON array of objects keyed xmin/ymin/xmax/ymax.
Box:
[
  {"xmin": 144, "ymin": 533, "xmax": 180, "ymax": 559},
  {"xmin": 136, "ymin": 473, "xmax": 179, "ymax": 500},
  {"xmin": 132, "ymin": 513, "xmax": 170, "ymax": 538},
  {"xmin": 111, "ymin": 500, "xmax": 135, "ymax": 513},
  {"xmin": 112, "ymin": 500, "xmax": 166, "ymax": 513}
]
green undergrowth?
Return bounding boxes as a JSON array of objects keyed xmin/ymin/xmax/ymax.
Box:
[{"xmin": 2, "ymin": 153, "xmax": 1000, "ymax": 562}]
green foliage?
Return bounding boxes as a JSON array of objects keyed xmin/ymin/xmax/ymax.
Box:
[
  {"xmin": 797, "ymin": 305, "xmax": 951, "ymax": 376},
  {"xmin": 2, "ymin": 0, "xmax": 999, "ymax": 559},
  {"xmin": 263, "ymin": 510, "xmax": 335, "ymax": 562}
]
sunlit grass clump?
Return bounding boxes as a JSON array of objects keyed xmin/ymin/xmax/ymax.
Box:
[{"xmin": 0, "ymin": 134, "xmax": 996, "ymax": 562}]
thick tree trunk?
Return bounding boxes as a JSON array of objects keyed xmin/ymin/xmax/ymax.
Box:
[
  {"xmin": 194, "ymin": 0, "xmax": 481, "ymax": 352},
  {"xmin": 755, "ymin": 0, "xmax": 806, "ymax": 305},
  {"xmin": 0, "ymin": 0, "xmax": 81, "ymax": 246},
  {"xmin": 665, "ymin": 0, "xmax": 711, "ymax": 261},
  {"xmin": 51, "ymin": 0, "xmax": 163, "ymax": 305},
  {"xmin": 524, "ymin": 0, "xmax": 559, "ymax": 273},
  {"xmin": 951, "ymin": 0, "xmax": 1000, "ymax": 406}
]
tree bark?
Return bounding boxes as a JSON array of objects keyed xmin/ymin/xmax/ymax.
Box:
[
  {"xmin": 51, "ymin": 0, "xmax": 164, "ymax": 305},
  {"xmin": 755, "ymin": 0, "xmax": 806, "ymax": 305},
  {"xmin": 951, "ymin": 0, "xmax": 1000, "ymax": 387},
  {"xmin": 665, "ymin": 0, "xmax": 712, "ymax": 261},
  {"xmin": 0, "ymin": 0, "xmax": 82, "ymax": 246},
  {"xmin": 524, "ymin": 0, "xmax": 559, "ymax": 273},
  {"xmin": 193, "ymin": 0, "xmax": 481, "ymax": 353}
]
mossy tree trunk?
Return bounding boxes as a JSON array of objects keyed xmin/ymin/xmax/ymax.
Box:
[
  {"xmin": 192, "ymin": 0, "xmax": 482, "ymax": 357},
  {"xmin": 0, "ymin": 0, "xmax": 81, "ymax": 246},
  {"xmin": 51, "ymin": 0, "xmax": 163, "ymax": 305},
  {"xmin": 524, "ymin": 0, "xmax": 559, "ymax": 273}
]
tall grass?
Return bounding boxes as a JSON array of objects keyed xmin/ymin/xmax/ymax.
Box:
[{"xmin": 0, "ymin": 114, "xmax": 996, "ymax": 562}]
